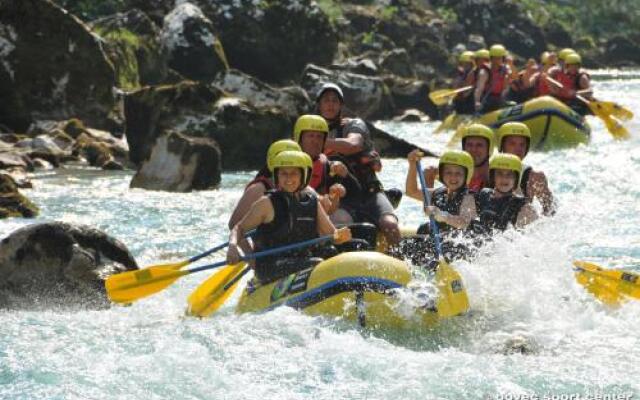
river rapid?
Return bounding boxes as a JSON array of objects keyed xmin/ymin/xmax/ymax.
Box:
[{"xmin": 1, "ymin": 71, "xmax": 639, "ymax": 400}]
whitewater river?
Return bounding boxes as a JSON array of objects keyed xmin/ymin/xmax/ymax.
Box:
[{"xmin": 1, "ymin": 71, "xmax": 639, "ymax": 399}]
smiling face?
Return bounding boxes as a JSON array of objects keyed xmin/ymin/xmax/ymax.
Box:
[
  {"xmin": 318, "ymin": 91, "xmax": 342, "ymax": 121},
  {"xmin": 463, "ymin": 137, "xmax": 490, "ymax": 167},
  {"xmin": 300, "ymin": 130, "xmax": 325, "ymax": 159},
  {"xmin": 502, "ymin": 136, "xmax": 528, "ymax": 159},
  {"xmin": 441, "ymin": 164, "xmax": 466, "ymax": 191},
  {"xmin": 276, "ymin": 167, "xmax": 303, "ymax": 192},
  {"xmin": 493, "ymin": 169, "xmax": 517, "ymax": 193}
]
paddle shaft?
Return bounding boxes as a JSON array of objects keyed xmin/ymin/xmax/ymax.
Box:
[
  {"xmin": 416, "ymin": 160, "xmax": 444, "ymax": 258},
  {"xmin": 187, "ymin": 229, "xmax": 255, "ymax": 264},
  {"xmin": 185, "ymin": 234, "xmax": 334, "ymax": 276}
]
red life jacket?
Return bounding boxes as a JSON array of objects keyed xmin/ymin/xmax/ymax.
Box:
[
  {"xmin": 309, "ymin": 153, "xmax": 330, "ymax": 194},
  {"xmin": 534, "ymin": 74, "xmax": 552, "ymax": 96},
  {"xmin": 554, "ymin": 70, "xmax": 589, "ymax": 100},
  {"xmin": 246, "ymin": 167, "xmax": 274, "ymax": 191},
  {"xmin": 468, "ymin": 174, "xmax": 488, "ymax": 193},
  {"xmin": 485, "ymin": 65, "xmax": 509, "ymax": 96}
]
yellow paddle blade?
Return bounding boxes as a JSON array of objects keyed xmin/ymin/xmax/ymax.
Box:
[
  {"xmin": 593, "ymin": 100, "xmax": 634, "ymax": 121},
  {"xmin": 434, "ymin": 112, "xmax": 457, "ymax": 134},
  {"xmin": 186, "ymin": 262, "xmax": 247, "ymax": 318},
  {"xmin": 429, "ymin": 86, "xmax": 473, "ymax": 106},
  {"xmin": 586, "ymin": 101, "xmax": 630, "ymax": 140},
  {"xmin": 446, "ymin": 121, "xmax": 470, "ymax": 148},
  {"xmin": 145, "ymin": 259, "xmax": 190, "ymax": 271},
  {"xmin": 105, "ymin": 267, "xmax": 188, "ymax": 304},
  {"xmin": 434, "ymin": 259, "xmax": 470, "ymax": 317},
  {"xmin": 573, "ymin": 261, "xmax": 640, "ymax": 306}
]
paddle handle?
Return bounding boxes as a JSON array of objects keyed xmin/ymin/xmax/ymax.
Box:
[
  {"xmin": 186, "ymin": 234, "xmax": 334, "ymax": 275},
  {"xmin": 416, "ymin": 160, "xmax": 444, "ymax": 259}
]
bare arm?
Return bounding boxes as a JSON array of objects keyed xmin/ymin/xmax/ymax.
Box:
[
  {"xmin": 442, "ymin": 193, "xmax": 477, "ymax": 229},
  {"xmin": 516, "ymin": 203, "xmax": 538, "ymax": 228},
  {"xmin": 474, "ymin": 70, "xmax": 489, "ymax": 108},
  {"xmin": 316, "ymin": 200, "xmax": 336, "ymax": 236},
  {"xmin": 527, "ymin": 170, "xmax": 556, "ymax": 216},
  {"xmin": 324, "ymin": 133, "xmax": 364, "ymax": 156},
  {"xmin": 228, "ymin": 182, "xmax": 266, "ymax": 229},
  {"xmin": 227, "ymin": 196, "xmax": 274, "ymax": 264}
]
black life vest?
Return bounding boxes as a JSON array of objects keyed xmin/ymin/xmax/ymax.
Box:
[
  {"xmin": 254, "ymin": 190, "xmax": 318, "ymax": 268},
  {"xmin": 331, "ymin": 118, "xmax": 383, "ymax": 195},
  {"xmin": 417, "ymin": 187, "xmax": 468, "ymax": 235},
  {"xmin": 475, "ymin": 188, "xmax": 526, "ymax": 231}
]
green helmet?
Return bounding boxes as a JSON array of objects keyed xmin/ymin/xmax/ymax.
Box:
[
  {"xmin": 293, "ymin": 114, "xmax": 329, "ymax": 144},
  {"xmin": 271, "ymin": 150, "xmax": 313, "ymax": 190},
  {"xmin": 267, "ymin": 140, "xmax": 302, "ymax": 171},
  {"xmin": 489, "ymin": 153, "xmax": 523, "ymax": 189},
  {"xmin": 489, "ymin": 44, "xmax": 507, "ymax": 58},
  {"xmin": 558, "ymin": 48, "xmax": 576, "ymax": 61},
  {"xmin": 459, "ymin": 51, "xmax": 475, "ymax": 63},
  {"xmin": 461, "ymin": 123, "xmax": 495, "ymax": 155},
  {"xmin": 497, "ymin": 122, "xmax": 531, "ymax": 155},
  {"xmin": 439, "ymin": 150, "xmax": 474, "ymax": 185},
  {"xmin": 475, "ymin": 49, "xmax": 490, "ymax": 60},
  {"xmin": 565, "ymin": 53, "xmax": 582, "ymax": 66}
]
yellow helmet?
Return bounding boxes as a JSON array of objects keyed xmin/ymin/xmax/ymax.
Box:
[
  {"xmin": 461, "ymin": 123, "xmax": 495, "ymax": 154},
  {"xmin": 459, "ymin": 51, "xmax": 475, "ymax": 63},
  {"xmin": 558, "ymin": 48, "xmax": 576, "ymax": 61},
  {"xmin": 497, "ymin": 122, "xmax": 531, "ymax": 155},
  {"xmin": 271, "ymin": 150, "xmax": 313, "ymax": 189},
  {"xmin": 267, "ymin": 140, "xmax": 302, "ymax": 171},
  {"xmin": 565, "ymin": 53, "xmax": 582, "ymax": 65},
  {"xmin": 475, "ymin": 49, "xmax": 490, "ymax": 60},
  {"xmin": 293, "ymin": 114, "xmax": 329, "ymax": 144},
  {"xmin": 540, "ymin": 51, "xmax": 550, "ymax": 64},
  {"xmin": 489, "ymin": 153, "xmax": 523, "ymax": 188},
  {"xmin": 489, "ymin": 44, "xmax": 507, "ymax": 58},
  {"xmin": 439, "ymin": 150, "xmax": 474, "ymax": 185}
]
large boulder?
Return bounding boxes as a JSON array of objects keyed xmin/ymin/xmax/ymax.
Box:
[
  {"xmin": 0, "ymin": 0, "xmax": 116, "ymax": 132},
  {"xmin": 213, "ymin": 69, "xmax": 311, "ymax": 119},
  {"xmin": 301, "ymin": 64, "xmax": 395, "ymax": 120},
  {"xmin": 130, "ymin": 130, "xmax": 221, "ymax": 192},
  {"xmin": 605, "ymin": 35, "xmax": 640, "ymax": 66},
  {"xmin": 0, "ymin": 222, "xmax": 137, "ymax": 309},
  {"xmin": 193, "ymin": 0, "xmax": 338, "ymax": 84},
  {"xmin": 453, "ymin": 0, "xmax": 546, "ymax": 58},
  {"xmin": 124, "ymin": 81, "xmax": 291, "ymax": 170},
  {"xmin": 91, "ymin": 9, "xmax": 169, "ymax": 87},
  {"xmin": 160, "ymin": 2, "xmax": 226, "ymax": 82}
]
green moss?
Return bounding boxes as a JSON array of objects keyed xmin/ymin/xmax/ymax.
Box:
[
  {"xmin": 316, "ymin": 0, "xmax": 343, "ymax": 25},
  {"xmin": 379, "ymin": 5, "xmax": 398, "ymax": 21},
  {"xmin": 93, "ymin": 27, "xmax": 141, "ymax": 90}
]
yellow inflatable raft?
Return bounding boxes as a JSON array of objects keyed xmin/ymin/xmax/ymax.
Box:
[
  {"xmin": 236, "ymin": 251, "xmax": 469, "ymax": 329},
  {"xmin": 439, "ymin": 96, "xmax": 591, "ymax": 151}
]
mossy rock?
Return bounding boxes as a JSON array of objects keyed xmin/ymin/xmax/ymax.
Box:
[
  {"xmin": 0, "ymin": 192, "xmax": 39, "ymax": 218},
  {"xmin": 63, "ymin": 119, "xmax": 87, "ymax": 139}
]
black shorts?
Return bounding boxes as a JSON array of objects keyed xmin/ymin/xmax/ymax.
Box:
[{"xmin": 341, "ymin": 191, "xmax": 397, "ymax": 226}]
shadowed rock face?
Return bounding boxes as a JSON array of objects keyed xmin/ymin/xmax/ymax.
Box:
[
  {"xmin": 0, "ymin": 0, "xmax": 116, "ymax": 132},
  {"xmin": 0, "ymin": 222, "xmax": 138, "ymax": 310}
]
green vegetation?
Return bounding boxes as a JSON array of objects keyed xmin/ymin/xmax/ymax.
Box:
[
  {"xmin": 55, "ymin": 0, "xmax": 129, "ymax": 20},
  {"xmin": 93, "ymin": 27, "xmax": 141, "ymax": 89},
  {"xmin": 316, "ymin": 0, "xmax": 344, "ymax": 25}
]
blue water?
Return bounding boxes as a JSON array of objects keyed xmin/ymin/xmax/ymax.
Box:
[{"xmin": 1, "ymin": 72, "xmax": 640, "ymax": 399}]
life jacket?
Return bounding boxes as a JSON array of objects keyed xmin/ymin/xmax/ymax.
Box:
[
  {"xmin": 417, "ymin": 186, "xmax": 469, "ymax": 235},
  {"xmin": 253, "ymin": 190, "xmax": 318, "ymax": 268},
  {"xmin": 534, "ymin": 74, "xmax": 552, "ymax": 96},
  {"xmin": 309, "ymin": 153, "xmax": 330, "ymax": 194},
  {"xmin": 475, "ymin": 188, "xmax": 526, "ymax": 231},
  {"xmin": 246, "ymin": 166, "xmax": 274, "ymax": 191},
  {"xmin": 520, "ymin": 165, "xmax": 533, "ymax": 198},
  {"xmin": 484, "ymin": 65, "xmax": 509, "ymax": 97},
  {"xmin": 468, "ymin": 173, "xmax": 488, "ymax": 193},
  {"xmin": 554, "ymin": 69, "xmax": 590, "ymax": 100},
  {"xmin": 331, "ymin": 118, "xmax": 383, "ymax": 195}
]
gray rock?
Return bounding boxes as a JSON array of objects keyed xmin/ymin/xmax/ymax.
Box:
[
  {"xmin": 0, "ymin": 222, "xmax": 137, "ymax": 310},
  {"xmin": 393, "ymin": 109, "xmax": 427, "ymax": 123},
  {"xmin": 301, "ymin": 64, "xmax": 395, "ymax": 120},
  {"xmin": 213, "ymin": 69, "xmax": 311, "ymax": 118},
  {"xmin": 130, "ymin": 130, "xmax": 221, "ymax": 192},
  {"xmin": 160, "ymin": 2, "xmax": 226, "ymax": 82},
  {"xmin": 379, "ymin": 48, "xmax": 416, "ymax": 78}
]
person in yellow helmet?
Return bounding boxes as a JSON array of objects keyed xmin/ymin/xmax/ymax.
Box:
[
  {"xmin": 507, "ymin": 58, "xmax": 538, "ymax": 103},
  {"xmin": 227, "ymin": 150, "xmax": 352, "ymax": 283},
  {"xmin": 474, "ymin": 44, "xmax": 512, "ymax": 113},
  {"xmin": 402, "ymin": 149, "xmax": 479, "ymax": 262},
  {"xmin": 452, "ymin": 51, "xmax": 476, "ymax": 114},
  {"xmin": 550, "ymin": 53, "xmax": 593, "ymax": 115},
  {"xmin": 473, "ymin": 153, "xmax": 537, "ymax": 232},
  {"xmin": 497, "ymin": 122, "xmax": 556, "ymax": 215},
  {"xmin": 462, "ymin": 123, "xmax": 495, "ymax": 191},
  {"xmin": 529, "ymin": 51, "xmax": 557, "ymax": 97}
]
